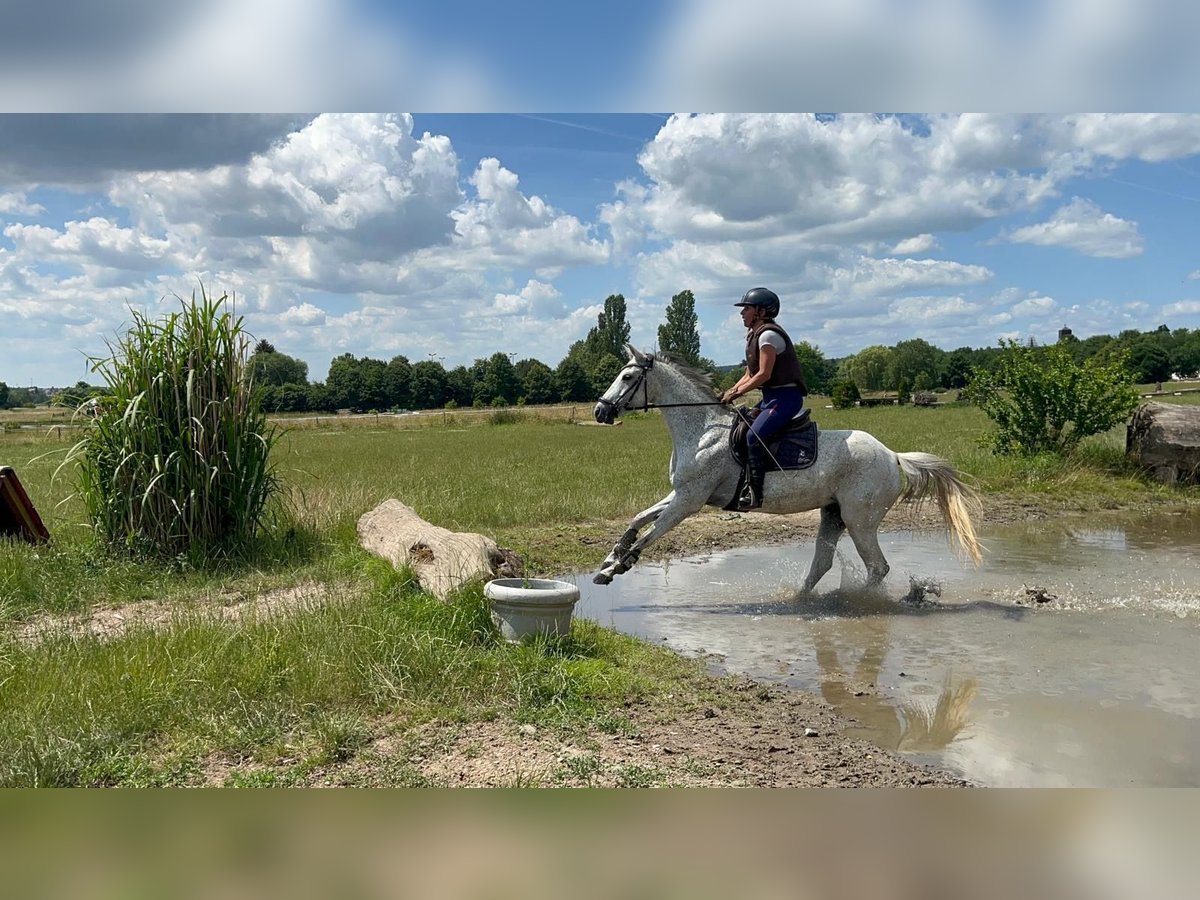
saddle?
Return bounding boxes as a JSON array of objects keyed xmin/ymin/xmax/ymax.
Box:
[{"xmin": 729, "ymin": 407, "xmax": 818, "ymax": 471}]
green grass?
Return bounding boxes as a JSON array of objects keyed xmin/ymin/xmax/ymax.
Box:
[{"xmin": 0, "ymin": 560, "xmax": 706, "ymax": 787}]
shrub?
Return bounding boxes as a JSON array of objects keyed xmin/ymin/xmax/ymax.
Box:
[
  {"xmin": 895, "ymin": 377, "xmax": 911, "ymax": 405},
  {"xmin": 488, "ymin": 409, "xmax": 524, "ymax": 426},
  {"xmin": 964, "ymin": 339, "xmax": 1138, "ymax": 456},
  {"xmin": 830, "ymin": 380, "xmax": 861, "ymax": 409},
  {"xmin": 65, "ymin": 287, "xmax": 280, "ymax": 564}
]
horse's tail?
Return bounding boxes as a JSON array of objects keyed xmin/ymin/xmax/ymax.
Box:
[{"xmin": 896, "ymin": 452, "xmax": 983, "ymax": 566}]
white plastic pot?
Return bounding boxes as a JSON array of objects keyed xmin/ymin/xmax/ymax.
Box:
[{"xmin": 484, "ymin": 578, "xmax": 580, "ymax": 642}]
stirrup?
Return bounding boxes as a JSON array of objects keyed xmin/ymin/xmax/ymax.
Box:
[{"xmin": 736, "ymin": 485, "xmax": 761, "ymax": 512}]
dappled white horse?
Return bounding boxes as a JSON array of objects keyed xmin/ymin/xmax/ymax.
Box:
[{"xmin": 592, "ymin": 346, "xmax": 982, "ymax": 590}]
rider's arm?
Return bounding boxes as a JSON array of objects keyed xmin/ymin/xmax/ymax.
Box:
[{"xmin": 721, "ymin": 346, "xmax": 777, "ymax": 402}]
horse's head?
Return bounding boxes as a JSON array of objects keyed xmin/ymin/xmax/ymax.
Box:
[{"xmin": 594, "ymin": 345, "xmax": 653, "ymax": 424}]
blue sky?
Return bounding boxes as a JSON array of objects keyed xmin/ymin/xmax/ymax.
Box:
[
  {"xmin": 2, "ymin": 2, "xmax": 1200, "ymax": 386},
  {"xmin": 3, "ymin": 112, "xmax": 1200, "ymax": 387}
]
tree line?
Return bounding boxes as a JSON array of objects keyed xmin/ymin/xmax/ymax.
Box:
[{"xmin": 5, "ymin": 294, "xmax": 1200, "ymax": 413}]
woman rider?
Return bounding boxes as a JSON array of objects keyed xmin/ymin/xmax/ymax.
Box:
[{"xmin": 719, "ymin": 287, "xmax": 807, "ymax": 510}]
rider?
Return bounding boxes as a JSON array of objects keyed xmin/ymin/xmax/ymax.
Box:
[{"xmin": 719, "ymin": 287, "xmax": 807, "ymax": 510}]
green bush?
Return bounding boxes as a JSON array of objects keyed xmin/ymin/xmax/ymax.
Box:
[
  {"xmin": 830, "ymin": 380, "xmax": 861, "ymax": 409},
  {"xmin": 65, "ymin": 287, "xmax": 280, "ymax": 564},
  {"xmin": 965, "ymin": 339, "xmax": 1138, "ymax": 456}
]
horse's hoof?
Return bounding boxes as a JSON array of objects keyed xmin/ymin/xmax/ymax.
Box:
[{"xmin": 593, "ymin": 572, "xmax": 613, "ymax": 585}]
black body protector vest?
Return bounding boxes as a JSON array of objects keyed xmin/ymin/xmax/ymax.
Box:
[{"xmin": 745, "ymin": 322, "xmax": 807, "ymax": 394}]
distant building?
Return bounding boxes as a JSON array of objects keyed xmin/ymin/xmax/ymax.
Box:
[{"xmin": 1057, "ymin": 325, "xmax": 1074, "ymax": 343}]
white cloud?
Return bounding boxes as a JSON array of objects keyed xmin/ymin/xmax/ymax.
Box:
[
  {"xmin": 1011, "ymin": 293, "xmax": 1058, "ymax": 316},
  {"xmin": 888, "ymin": 295, "xmax": 976, "ymax": 321},
  {"xmin": 620, "ymin": 114, "xmax": 1061, "ymax": 249},
  {"xmin": 890, "ymin": 234, "xmax": 939, "ymax": 255},
  {"xmin": 1003, "ymin": 198, "xmax": 1143, "ymax": 258},
  {"xmin": 0, "ymin": 192, "xmax": 45, "ymax": 216},
  {"xmin": 451, "ymin": 158, "xmax": 610, "ymax": 270},
  {"xmin": 493, "ymin": 280, "xmax": 564, "ymax": 317},
  {"xmin": 278, "ymin": 302, "xmax": 327, "ymax": 326},
  {"xmin": 5, "ymin": 218, "xmax": 176, "ymax": 273},
  {"xmin": 1162, "ymin": 299, "xmax": 1200, "ymax": 316},
  {"xmin": 1187, "ymin": 269, "xmax": 1200, "ymax": 280}
]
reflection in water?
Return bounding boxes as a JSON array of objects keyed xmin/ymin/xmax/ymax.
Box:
[
  {"xmin": 577, "ymin": 510, "xmax": 1200, "ymax": 785},
  {"xmin": 808, "ymin": 610, "xmax": 978, "ymax": 753}
]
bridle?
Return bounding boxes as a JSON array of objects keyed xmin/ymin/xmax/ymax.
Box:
[{"xmin": 596, "ymin": 356, "xmax": 729, "ymax": 417}]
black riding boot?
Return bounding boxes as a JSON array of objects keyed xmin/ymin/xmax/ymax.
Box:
[{"xmin": 738, "ymin": 443, "xmax": 768, "ymax": 511}]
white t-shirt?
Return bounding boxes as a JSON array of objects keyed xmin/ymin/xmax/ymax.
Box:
[{"xmin": 757, "ymin": 330, "xmax": 786, "ymax": 354}]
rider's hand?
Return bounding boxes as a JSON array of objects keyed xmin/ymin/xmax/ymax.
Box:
[{"xmin": 721, "ymin": 389, "xmax": 738, "ymax": 404}]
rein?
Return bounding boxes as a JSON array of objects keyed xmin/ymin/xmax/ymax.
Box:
[{"xmin": 596, "ymin": 357, "xmax": 729, "ymax": 415}]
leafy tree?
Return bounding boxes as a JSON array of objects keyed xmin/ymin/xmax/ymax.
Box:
[
  {"xmin": 1128, "ymin": 340, "xmax": 1173, "ymax": 384},
  {"xmin": 831, "ymin": 380, "xmax": 861, "ymax": 409},
  {"xmin": 358, "ymin": 357, "xmax": 389, "ymax": 411},
  {"xmin": 514, "ymin": 358, "xmax": 556, "ymax": 405},
  {"xmin": 589, "ymin": 352, "xmax": 625, "ymax": 399},
  {"xmin": 888, "ymin": 338, "xmax": 945, "ymax": 390},
  {"xmin": 965, "ymin": 340, "xmax": 1139, "ymax": 456},
  {"xmin": 476, "ymin": 352, "xmax": 520, "ymax": 406},
  {"xmin": 0, "ymin": 381, "xmax": 8, "ymax": 409},
  {"xmin": 1171, "ymin": 337, "xmax": 1200, "ymax": 379},
  {"xmin": 581, "ymin": 294, "xmax": 631, "ymax": 362},
  {"xmin": 273, "ymin": 383, "xmax": 310, "ymax": 412},
  {"xmin": 444, "ymin": 365, "xmax": 474, "ymax": 408},
  {"xmin": 944, "ymin": 349, "xmax": 975, "ymax": 389},
  {"xmin": 249, "ymin": 349, "xmax": 308, "ymax": 387},
  {"xmin": 793, "ymin": 341, "xmax": 829, "ymax": 394},
  {"xmin": 306, "ymin": 382, "xmax": 332, "ymax": 412},
  {"xmin": 409, "ymin": 360, "xmax": 448, "ymax": 409},
  {"xmin": 713, "ymin": 367, "xmax": 742, "ymax": 395},
  {"xmin": 254, "ymin": 339, "xmax": 276, "ymax": 355},
  {"xmin": 385, "ymin": 355, "xmax": 412, "ymax": 409},
  {"xmin": 326, "ymin": 353, "xmax": 365, "ymax": 410},
  {"xmin": 657, "ymin": 289, "xmax": 702, "ymax": 366},
  {"xmin": 554, "ymin": 356, "xmax": 592, "ymax": 402},
  {"xmin": 841, "ymin": 345, "xmax": 893, "ymax": 391}
]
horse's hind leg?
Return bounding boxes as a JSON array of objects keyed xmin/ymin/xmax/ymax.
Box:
[
  {"xmin": 801, "ymin": 503, "xmax": 846, "ymax": 594},
  {"xmin": 842, "ymin": 503, "xmax": 891, "ymax": 588}
]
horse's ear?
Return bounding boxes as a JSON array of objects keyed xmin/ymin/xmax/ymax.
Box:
[{"xmin": 627, "ymin": 344, "xmax": 647, "ymax": 364}]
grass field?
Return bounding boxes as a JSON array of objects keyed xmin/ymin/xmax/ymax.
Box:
[{"xmin": 2, "ymin": 398, "xmax": 1198, "ymax": 785}]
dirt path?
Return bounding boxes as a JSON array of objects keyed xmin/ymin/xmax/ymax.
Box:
[{"xmin": 290, "ymin": 676, "xmax": 967, "ymax": 788}]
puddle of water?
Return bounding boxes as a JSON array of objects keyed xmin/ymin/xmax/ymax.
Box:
[{"xmin": 565, "ymin": 511, "xmax": 1200, "ymax": 787}]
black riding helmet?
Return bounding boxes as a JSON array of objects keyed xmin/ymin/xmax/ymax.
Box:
[{"xmin": 733, "ymin": 286, "xmax": 780, "ymax": 319}]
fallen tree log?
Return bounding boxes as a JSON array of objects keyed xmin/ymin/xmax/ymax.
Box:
[
  {"xmin": 1126, "ymin": 402, "xmax": 1200, "ymax": 484},
  {"xmin": 357, "ymin": 499, "xmax": 523, "ymax": 600}
]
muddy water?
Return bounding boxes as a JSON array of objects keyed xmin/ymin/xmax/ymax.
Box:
[{"xmin": 571, "ymin": 511, "xmax": 1200, "ymax": 786}]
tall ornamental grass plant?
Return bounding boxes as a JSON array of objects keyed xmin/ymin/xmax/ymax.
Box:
[{"xmin": 65, "ymin": 288, "xmax": 279, "ymax": 565}]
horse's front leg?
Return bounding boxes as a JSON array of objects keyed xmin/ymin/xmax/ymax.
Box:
[
  {"xmin": 594, "ymin": 487, "xmax": 708, "ymax": 584},
  {"xmin": 594, "ymin": 494, "xmax": 674, "ymax": 584}
]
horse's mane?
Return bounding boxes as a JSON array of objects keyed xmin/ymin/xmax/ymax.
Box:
[{"xmin": 655, "ymin": 352, "xmax": 720, "ymax": 399}]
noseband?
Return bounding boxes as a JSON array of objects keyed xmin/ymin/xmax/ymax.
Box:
[{"xmin": 597, "ymin": 358, "xmax": 654, "ymax": 416}]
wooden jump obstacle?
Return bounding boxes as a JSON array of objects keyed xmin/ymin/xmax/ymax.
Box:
[{"xmin": 0, "ymin": 465, "xmax": 49, "ymax": 543}]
